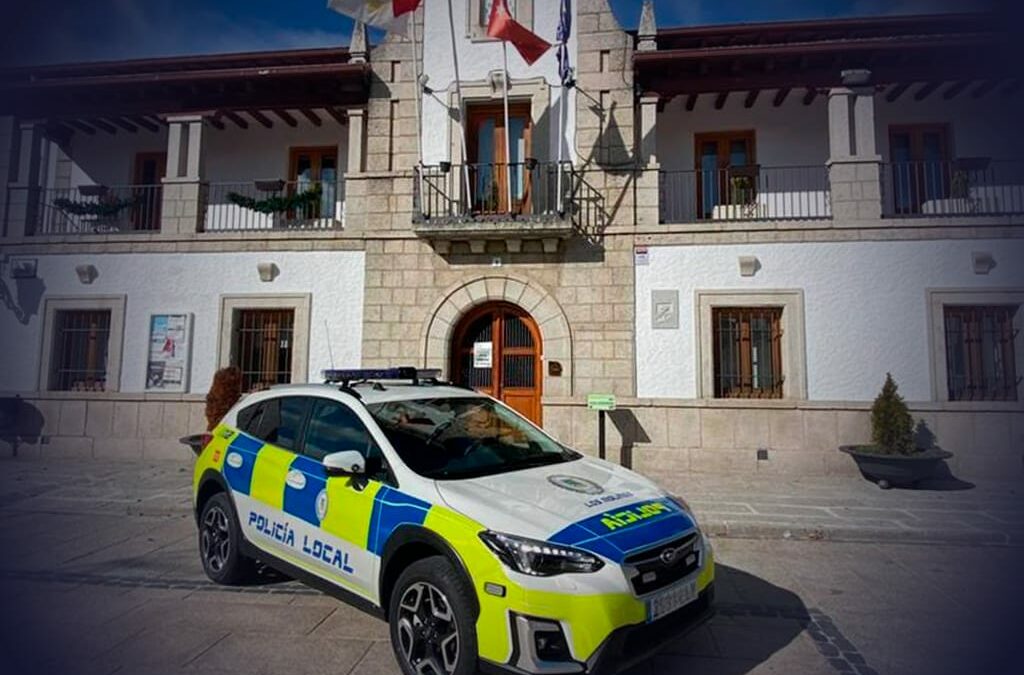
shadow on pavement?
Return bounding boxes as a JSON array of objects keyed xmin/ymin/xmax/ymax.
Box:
[{"xmin": 625, "ymin": 563, "xmax": 813, "ymax": 675}]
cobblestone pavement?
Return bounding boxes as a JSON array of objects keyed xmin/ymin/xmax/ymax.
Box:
[{"xmin": 0, "ymin": 458, "xmax": 1021, "ymax": 674}]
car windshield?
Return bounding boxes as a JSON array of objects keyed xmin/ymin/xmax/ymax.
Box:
[{"xmin": 365, "ymin": 397, "xmax": 580, "ymax": 480}]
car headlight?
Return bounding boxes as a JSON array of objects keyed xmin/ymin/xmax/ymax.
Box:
[{"xmin": 479, "ymin": 531, "xmax": 605, "ymax": 576}]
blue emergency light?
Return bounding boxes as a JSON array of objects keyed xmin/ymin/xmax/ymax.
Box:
[{"xmin": 322, "ymin": 367, "xmax": 443, "ymax": 385}]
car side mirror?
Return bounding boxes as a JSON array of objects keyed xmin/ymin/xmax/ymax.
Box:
[{"xmin": 323, "ymin": 450, "xmax": 366, "ymax": 476}]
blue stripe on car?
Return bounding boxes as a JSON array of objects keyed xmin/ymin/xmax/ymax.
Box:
[
  {"xmin": 223, "ymin": 433, "xmax": 263, "ymax": 496},
  {"xmin": 548, "ymin": 498, "xmax": 696, "ymax": 563},
  {"xmin": 283, "ymin": 455, "xmax": 327, "ymax": 526},
  {"xmin": 367, "ymin": 486, "xmax": 431, "ymax": 556}
]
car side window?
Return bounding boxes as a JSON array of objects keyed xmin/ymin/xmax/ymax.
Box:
[
  {"xmin": 252, "ymin": 396, "xmax": 309, "ymax": 452},
  {"xmin": 236, "ymin": 402, "xmax": 263, "ymax": 435},
  {"xmin": 303, "ymin": 398, "xmax": 387, "ymax": 480}
]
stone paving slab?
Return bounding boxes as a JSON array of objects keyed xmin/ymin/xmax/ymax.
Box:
[{"xmin": 1, "ymin": 458, "xmax": 1023, "ymax": 546}]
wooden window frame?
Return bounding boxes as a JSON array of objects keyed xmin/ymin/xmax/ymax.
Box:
[
  {"xmin": 218, "ymin": 294, "xmax": 311, "ymax": 391},
  {"xmin": 943, "ymin": 305, "xmax": 1019, "ymax": 402},
  {"xmin": 693, "ymin": 130, "xmax": 757, "ymax": 219},
  {"xmin": 466, "ymin": 102, "xmax": 533, "ymax": 214},
  {"xmin": 711, "ymin": 306, "xmax": 784, "ymax": 399},
  {"xmin": 39, "ymin": 296, "xmax": 126, "ymax": 394}
]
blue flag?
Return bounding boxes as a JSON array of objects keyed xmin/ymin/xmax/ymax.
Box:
[{"xmin": 556, "ymin": 0, "xmax": 573, "ymax": 87}]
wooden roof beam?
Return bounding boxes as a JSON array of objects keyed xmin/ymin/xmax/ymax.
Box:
[
  {"xmin": 913, "ymin": 81, "xmax": 941, "ymax": 102},
  {"xmin": 221, "ymin": 110, "xmax": 249, "ymax": 129},
  {"xmin": 130, "ymin": 116, "xmax": 160, "ymax": 132},
  {"xmin": 685, "ymin": 93, "xmax": 698, "ymax": 111},
  {"xmin": 273, "ymin": 109, "xmax": 298, "ymax": 127},
  {"xmin": 744, "ymin": 90, "xmax": 760, "ymax": 108},
  {"xmin": 299, "ymin": 108, "xmax": 322, "ymax": 126},
  {"xmin": 772, "ymin": 87, "xmax": 790, "ymax": 107},
  {"xmin": 90, "ymin": 118, "xmax": 118, "ymax": 134},
  {"xmin": 247, "ymin": 109, "xmax": 274, "ymax": 128},
  {"xmin": 801, "ymin": 87, "xmax": 817, "ymax": 105},
  {"xmin": 111, "ymin": 118, "xmax": 138, "ymax": 133},
  {"xmin": 942, "ymin": 81, "xmax": 969, "ymax": 100},
  {"xmin": 207, "ymin": 115, "xmax": 225, "ymax": 131},
  {"xmin": 69, "ymin": 120, "xmax": 96, "ymax": 135},
  {"xmin": 324, "ymin": 107, "xmax": 348, "ymax": 125},
  {"xmin": 714, "ymin": 92, "xmax": 729, "ymax": 110},
  {"xmin": 885, "ymin": 82, "xmax": 910, "ymax": 103}
]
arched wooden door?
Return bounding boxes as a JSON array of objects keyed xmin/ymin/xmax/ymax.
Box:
[{"xmin": 451, "ymin": 302, "xmax": 543, "ymax": 426}]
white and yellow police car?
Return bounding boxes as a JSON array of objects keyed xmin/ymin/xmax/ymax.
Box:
[{"xmin": 192, "ymin": 368, "xmax": 714, "ymax": 675}]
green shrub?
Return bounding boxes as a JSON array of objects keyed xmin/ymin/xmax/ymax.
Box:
[{"xmin": 870, "ymin": 373, "xmax": 915, "ymax": 455}]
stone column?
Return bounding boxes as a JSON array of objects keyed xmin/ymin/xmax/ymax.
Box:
[
  {"xmin": 5, "ymin": 121, "xmax": 45, "ymax": 238},
  {"xmin": 636, "ymin": 94, "xmax": 660, "ymax": 228},
  {"xmin": 827, "ymin": 75, "xmax": 883, "ymax": 222},
  {"xmin": 161, "ymin": 114, "xmax": 207, "ymax": 234}
]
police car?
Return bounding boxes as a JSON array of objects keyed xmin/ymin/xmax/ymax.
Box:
[{"xmin": 192, "ymin": 368, "xmax": 714, "ymax": 675}]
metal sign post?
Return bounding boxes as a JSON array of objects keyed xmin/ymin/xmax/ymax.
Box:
[{"xmin": 586, "ymin": 394, "xmax": 616, "ymax": 461}]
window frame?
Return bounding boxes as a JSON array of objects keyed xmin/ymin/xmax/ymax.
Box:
[
  {"xmin": 468, "ymin": 0, "xmax": 534, "ymax": 41},
  {"xmin": 217, "ymin": 294, "xmax": 311, "ymax": 391},
  {"xmin": 302, "ymin": 397, "xmax": 391, "ymax": 482},
  {"xmin": 711, "ymin": 306, "xmax": 785, "ymax": 399},
  {"xmin": 695, "ymin": 290, "xmax": 807, "ymax": 400},
  {"xmin": 928, "ymin": 289, "xmax": 1024, "ymax": 409},
  {"xmin": 39, "ymin": 295, "xmax": 126, "ymax": 393}
]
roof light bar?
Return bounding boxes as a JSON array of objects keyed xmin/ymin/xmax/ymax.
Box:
[{"xmin": 322, "ymin": 367, "xmax": 442, "ymax": 385}]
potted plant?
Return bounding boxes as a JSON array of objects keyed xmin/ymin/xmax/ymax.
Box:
[
  {"xmin": 839, "ymin": 373, "xmax": 952, "ymax": 488},
  {"xmin": 180, "ymin": 366, "xmax": 243, "ymax": 456}
]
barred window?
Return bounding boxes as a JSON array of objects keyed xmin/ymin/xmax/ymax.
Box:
[
  {"xmin": 944, "ymin": 305, "xmax": 1019, "ymax": 401},
  {"xmin": 712, "ymin": 307, "xmax": 784, "ymax": 399},
  {"xmin": 232, "ymin": 309, "xmax": 295, "ymax": 392},
  {"xmin": 49, "ymin": 310, "xmax": 112, "ymax": 391}
]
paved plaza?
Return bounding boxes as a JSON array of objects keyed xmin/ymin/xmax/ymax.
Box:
[{"xmin": 0, "ymin": 458, "xmax": 1021, "ymax": 674}]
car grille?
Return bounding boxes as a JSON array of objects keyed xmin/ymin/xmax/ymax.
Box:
[{"xmin": 624, "ymin": 532, "xmax": 700, "ymax": 596}]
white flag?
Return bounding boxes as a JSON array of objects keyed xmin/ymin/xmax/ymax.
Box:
[{"xmin": 328, "ymin": 0, "xmax": 421, "ymax": 33}]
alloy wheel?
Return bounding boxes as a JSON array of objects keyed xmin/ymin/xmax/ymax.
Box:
[
  {"xmin": 200, "ymin": 504, "xmax": 231, "ymax": 573},
  {"xmin": 396, "ymin": 581, "xmax": 460, "ymax": 675}
]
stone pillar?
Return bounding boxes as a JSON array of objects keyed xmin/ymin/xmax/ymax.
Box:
[
  {"xmin": 636, "ymin": 94, "xmax": 660, "ymax": 227},
  {"xmin": 827, "ymin": 80, "xmax": 882, "ymax": 222},
  {"xmin": 161, "ymin": 114, "xmax": 207, "ymax": 234},
  {"xmin": 5, "ymin": 121, "xmax": 45, "ymax": 238},
  {"xmin": 347, "ymin": 108, "xmax": 366, "ymax": 174}
]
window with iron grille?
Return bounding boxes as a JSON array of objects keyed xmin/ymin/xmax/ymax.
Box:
[
  {"xmin": 232, "ymin": 309, "xmax": 295, "ymax": 392},
  {"xmin": 49, "ymin": 310, "xmax": 112, "ymax": 392},
  {"xmin": 712, "ymin": 307, "xmax": 784, "ymax": 399},
  {"xmin": 944, "ymin": 305, "xmax": 1019, "ymax": 401}
]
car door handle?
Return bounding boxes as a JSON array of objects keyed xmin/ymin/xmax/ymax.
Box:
[{"xmin": 285, "ymin": 469, "xmax": 307, "ymax": 490}]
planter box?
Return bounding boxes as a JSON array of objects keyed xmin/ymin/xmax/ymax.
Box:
[{"xmin": 839, "ymin": 445, "xmax": 953, "ymax": 488}]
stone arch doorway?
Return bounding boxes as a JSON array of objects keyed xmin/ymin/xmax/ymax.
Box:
[{"xmin": 451, "ymin": 302, "xmax": 543, "ymax": 425}]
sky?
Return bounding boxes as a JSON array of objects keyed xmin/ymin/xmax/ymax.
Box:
[{"xmin": 0, "ymin": 0, "xmax": 991, "ymax": 67}]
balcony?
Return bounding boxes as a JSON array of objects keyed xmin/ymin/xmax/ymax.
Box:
[
  {"xmin": 14, "ymin": 184, "xmax": 163, "ymax": 236},
  {"xmin": 659, "ymin": 165, "xmax": 831, "ymax": 224},
  {"xmin": 882, "ymin": 159, "xmax": 1024, "ymax": 217},
  {"xmin": 412, "ymin": 161, "xmax": 577, "ymax": 250},
  {"xmin": 203, "ymin": 180, "xmax": 344, "ymax": 232}
]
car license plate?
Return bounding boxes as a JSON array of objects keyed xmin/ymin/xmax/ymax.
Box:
[{"xmin": 647, "ymin": 579, "xmax": 697, "ymax": 622}]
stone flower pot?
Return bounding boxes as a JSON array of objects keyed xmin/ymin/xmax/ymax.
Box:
[{"xmin": 839, "ymin": 445, "xmax": 953, "ymax": 489}]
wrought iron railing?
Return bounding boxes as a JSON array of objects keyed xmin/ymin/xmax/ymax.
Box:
[
  {"xmin": 414, "ymin": 161, "xmax": 574, "ymax": 222},
  {"xmin": 883, "ymin": 159, "xmax": 1024, "ymax": 217},
  {"xmin": 18, "ymin": 184, "xmax": 162, "ymax": 235},
  {"xmin": 659, "ymin": 165, "xmax": 831, "ymax": 223},
  {"xmin": 203, "ymin": 180, "xmax": 344, "ymax": 231}
]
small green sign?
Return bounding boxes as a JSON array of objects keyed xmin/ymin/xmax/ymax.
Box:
[{"xmin": 587, "ymin": 394, "xmax": 617, "ymax": 411}]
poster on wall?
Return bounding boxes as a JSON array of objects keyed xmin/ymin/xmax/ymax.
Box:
[{"xmin": 145, "ymin": 313, "xmax": 192, "ymax": 392}]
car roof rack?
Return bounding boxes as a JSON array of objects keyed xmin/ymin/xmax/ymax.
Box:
[{"xmin": 322, "ymin": 367, "xmax": 444, "ymax": 388}]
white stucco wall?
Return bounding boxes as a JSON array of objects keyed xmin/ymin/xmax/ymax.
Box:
[
  {"xmin": 420, "ymin": 0, "xmax": 578, "ymax": 165},
  {"xmin": 657, "ymin": 91, "xmax": 830, "ymax": 172},
  {"xmin": 0, "ymin": 251, "xmax": 365, "ymax": 394},
  {"xmin": 60, "ymin": 129, "xmax": 168, "ymax": 187},
  {"xmin": 635, "ymin": 239, "xmax": 1024, "ymax": 401}
]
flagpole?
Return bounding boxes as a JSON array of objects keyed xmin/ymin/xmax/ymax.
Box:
[
  {"xmin": 556, "ymin": 76, "xmax": 566, "ymax": 215},
  {"xmin": 445, "ymin": 0, "xmax": 473, "ymax": 213},
  {"xmin": 409, "ymin": 11, "xmax": 425, "ymax": 213},
  {"xmin": 501, "ymin": 40, "xmax": 513, "ymax": 215}
]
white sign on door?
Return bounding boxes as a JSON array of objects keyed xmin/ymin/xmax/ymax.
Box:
[{"xmin": 473, "ymin": 341, "xmax": 493, "ymax": 369}]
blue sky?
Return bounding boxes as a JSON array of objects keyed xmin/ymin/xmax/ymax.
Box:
[{"xmin": 1, "ymin": 0, "xmax": 980, "ymax": 66}]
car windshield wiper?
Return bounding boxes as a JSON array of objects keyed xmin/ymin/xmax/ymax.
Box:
[{"xmin": 509, "ymin": 454, "xmax": 568, "ymax": 470}]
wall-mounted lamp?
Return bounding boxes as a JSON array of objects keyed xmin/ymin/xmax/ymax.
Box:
[
  {"xmin": 972, "ymin": 251, "xmax": 996, "ymax": 275},
  {"xmin": 75, "ymin": 264, "xmax": 98, "ymax": 284},
  {"xmin": 738, "ymin": 255, "xmax": 761, "ymax": 277},
  {"xmin": 438, "ymin": 161, "xmax": 452, "ymax": 173},
  {"xmin": 257, "ymin": 262, "xmax": 279, "ymax": 283}
]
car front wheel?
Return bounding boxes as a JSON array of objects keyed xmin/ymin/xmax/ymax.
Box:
[
  {"xmin": 389, "ymin": 557, "xmax": 478, "ymax": 675},
  {"xmin": 198, "ymin": 492, "xmax": 256, "ymax": 585}
]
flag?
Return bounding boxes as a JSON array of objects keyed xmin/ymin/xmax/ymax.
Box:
[
  {"xmin": 556, "ymin": 0, "xmax": 572, "ymax": 86},
  {"xmin": 327, "ymin": 0, "xmax": 420, "ymax": 32},
  {"xmin": 487, "ymin": 0, "xmax": 552, "ymax": 66}
]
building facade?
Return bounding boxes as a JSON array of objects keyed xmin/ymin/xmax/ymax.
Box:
[{"xmin": 0, "ymin": 1, "xmax": 1021, "ymax": 479}]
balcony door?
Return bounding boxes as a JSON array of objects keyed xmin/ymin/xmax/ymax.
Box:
[
  {"xmin": 288, "ymin": 146, "xmax": 338, "ymax": 220},
  {"xmin": 695, "ymin": 131, "xmax": 756, "ymax": 219},
  {"xmin": 466, "ymin": 103, "xmax": 532, "ymax": 214},
  {"xmin": 132, "ymin": 152, "xmax": 166, "ymax": 231},
  {"xmin": 889, "ymin": 125, "xmax": 950, "ymax": 215}
]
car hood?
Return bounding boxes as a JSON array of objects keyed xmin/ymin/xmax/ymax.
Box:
[{"xmin": 434, "ymin": 456, "xmax": 697, "ymax": 563}]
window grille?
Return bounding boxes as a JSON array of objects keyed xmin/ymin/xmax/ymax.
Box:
[
  {"xmin": 944, "ymin": 305, "xmax": 1019, "ymax": 401},
  {"xmin": 233, "ymin": 309, "xmax": 295, "ymax": 392},
  {"xmin": 49, "ymin": 310, "xmax": 112, "ymax": 391},
  {"xmin": 712, "ymin": 307, "xmax": 784, "ymax": 399}
]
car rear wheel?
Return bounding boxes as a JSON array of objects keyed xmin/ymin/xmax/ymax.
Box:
[
  {"xmin": 389, "ymin": 557, "xmax": 478, "ymax": 675},
  {"xmin": 198, "ymin": 492, "xmax": 256, "ymax": 585}
]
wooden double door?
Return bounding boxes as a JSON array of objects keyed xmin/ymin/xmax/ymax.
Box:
[{"xmin": 451, "ymin": 303, "xmax": 543, "ymax": 426}]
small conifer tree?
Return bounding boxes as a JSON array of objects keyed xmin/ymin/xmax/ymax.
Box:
[
  {"xmin": 205, "ymin": 366, "xmax": 242, "ymax": 431},
  {"xmin": 870, "ymin": 373, "xmax": 915, "ymax": 455}
]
